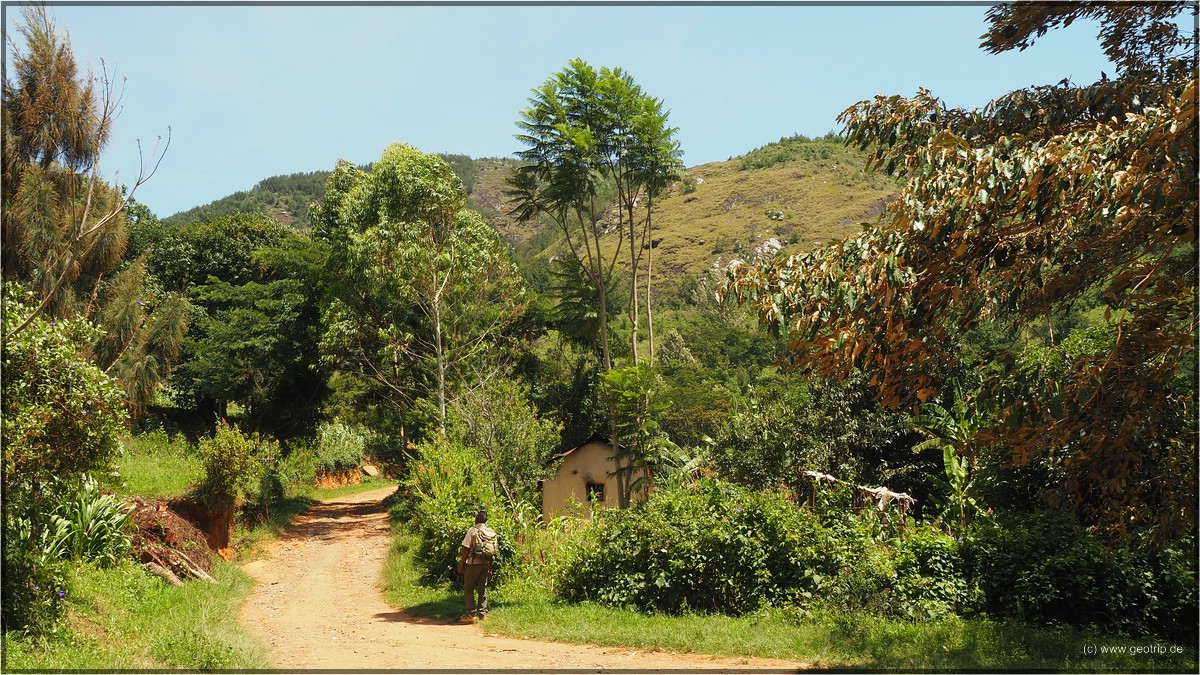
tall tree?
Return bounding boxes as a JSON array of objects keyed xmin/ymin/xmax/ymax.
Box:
[
  {"xmin": 509, "ymin": 58, "xmax": 681, "ymax": 369},
  {"xmin": 1, "ymin": 4, "xmax": 179, "ymax": 415},
  {"xmin": 726, "ymin": 2, "xmax": 1196, "ymax": 539},
  {"xmin": 314, "ymin": 144, "xmax": 525, "ymax": 438}
]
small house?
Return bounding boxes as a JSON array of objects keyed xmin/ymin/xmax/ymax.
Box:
[{"xmin": 540, "ymin": 438, "xmax": 651, "ymax": 520}]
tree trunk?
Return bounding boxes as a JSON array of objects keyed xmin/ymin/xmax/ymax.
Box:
[
  {"xmin": 645, "ymin": 195, "xmax": 655, "ymax": 365},
  {"xmin": 433, "ymin": 284, "xmax": 447, "ymax": 434}
]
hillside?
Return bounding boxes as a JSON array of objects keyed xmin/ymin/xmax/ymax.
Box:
[
  {"xmin": 493, "ymin": 133, "xmax": 901, "ymax": 293},
  {"xmin": 160, "ymin": 136, "xmax": 900, "ymax": 293},
  {"xmin": 161, "ymin": 156, "xmax": 523, "ymax": 231}
]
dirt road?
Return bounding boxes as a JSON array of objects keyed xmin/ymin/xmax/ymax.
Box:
[{"xmin": 239, "ymin": 485, "xmax": 803, "ymax": 671}]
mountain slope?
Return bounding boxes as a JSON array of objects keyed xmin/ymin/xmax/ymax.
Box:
[{"xmin": 158, "ymin": 136, "xmax": 900, "ymax": 294}]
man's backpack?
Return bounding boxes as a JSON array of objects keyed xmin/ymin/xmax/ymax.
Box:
[{"xmin": 471, "ymin": 525, "xmax": 497, "ymax": 563}]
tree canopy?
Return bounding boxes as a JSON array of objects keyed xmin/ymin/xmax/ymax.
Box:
[
  {"xmin": 314, "ymin": 144, "xmax": 525, "ymax": 439},
  {"xmin": 725, "ymin": 2, "xmax": 1197, "ymax": 540}
]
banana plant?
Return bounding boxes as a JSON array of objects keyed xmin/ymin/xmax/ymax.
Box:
[{"xmin": 911, "ymin": 394, "xmax": 981, "ymax": 534}]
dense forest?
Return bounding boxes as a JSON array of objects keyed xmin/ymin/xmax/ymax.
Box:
[{"xmin": 3, "ymin": 2, "xmax": 1196, "ymax": 665}]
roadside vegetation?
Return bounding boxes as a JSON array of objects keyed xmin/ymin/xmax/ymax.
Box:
[{"xmin": 3, "ymin": 3, "xmax": 1195, "ymax": 673}]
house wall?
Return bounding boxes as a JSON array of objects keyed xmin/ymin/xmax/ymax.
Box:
[{"xmin": 541, "ymin": 441, "xmax": 651, "ymax": 520}]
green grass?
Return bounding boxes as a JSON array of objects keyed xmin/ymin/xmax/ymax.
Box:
[
  {"xmin": 482, "ymin": 594, "xmax": 1197, "ymax": 672},
  {"xmin": 4, "ymin": 465, "xmax": 398, "ymax": 671},
  {"xmin": 2, "ymin": 559, "xmax": 270, "ymax": 670},
  {"xmin": 111, "ymin": 431, "xmax": 204, "ymax": 500},
  {"xmin": 381, "ymin": 520, "xmax": 1198, "ymax": 672},
  {"xmin": 381, "ymin": 528, "xmax": 465, "ymax": 621}
]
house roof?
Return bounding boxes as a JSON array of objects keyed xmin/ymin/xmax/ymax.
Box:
[{"xmin": 544, "ymin": 435, "xmax": 614, "ymax": 466}]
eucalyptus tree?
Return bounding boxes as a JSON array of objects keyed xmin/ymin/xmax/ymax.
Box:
[
  {"xmin": 1, "ymin": 5, "xmax": 180, "ymax": 415},
  {"xmin": 510, "ymin": 58, "xmax": 681, "ymax": 370},
  {"xmin": 314, "ymin": 144, "xmax": 525, "ymax": 437}
]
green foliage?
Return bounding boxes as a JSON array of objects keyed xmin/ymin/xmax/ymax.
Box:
[
  {"xmin": 963, "ymin": 510, "xmax": 1198, "ymax": 642},
  {"xmin": 2, "ymin": 285, "xmax": 128, "ymax": 495},
  {"xmin": 398, "ymin": 437, "xmax": 517, "ymax": 585},
  {"xmin": 196, "ymin": 421, "xmax": 279, "ymax": 510},
  {"xmin": 2, "ymin": 516, "xmax": 69, "ymax": 635},
  {"xmin": 600, "ymin": 364, "xmax": 678, "ymax": 505},
  {"xmin": 510, "ymin": 57, "xmax": 682, "ymax": 368},
  {"xmin": 910, "ymin": 395, "xmax": 984, "ymax": 533},
  {"xmin": 149, "ymin": 213, "xmax": 328, "ymax": 434},
  {"xmin": 2, "ymin": 284, "xmax": 128, "ymax": 632},
  {"xmin": 709, "ymin": 372, "xmax": 923, "ymax": 498},
  {"xmin": 43, "ymin": 476, "xmax": 133, "ymax": 568},
  {"xmin": 448, "ymin": 376, "xmax": 562, "ymax": 506},
  {"xmin": 163, "ymin": 170, "xmax": 331, "ymax": 230},
  {"xmin": 313, "ymin": 419, "xmax": 371, "ymax": 472},
  {"xmin": 315, "ymin": 145, "xmax": 526, "ymax": 438}
]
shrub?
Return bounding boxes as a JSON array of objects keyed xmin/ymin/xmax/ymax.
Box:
[
  {"xmin": 556, "ymin": 479, "xmax": 841, "ymax": 615},
  {"xmin": 553, "ymin": 478, "xmax": 982, "ymax": 620},
  {"xmin": 196, "ymin": 421, "xmax": 279, "ymax": 511},
  {"xmin": 2, "ymin": 513, "xmax": 70, "ymax": 633},
  {"xmin": 2, "ymin": 284, "xmax": 127, "ymax": 632},
  {"xmin": 888, "ymin": 524, "xmax": 978, "ymax": 621},
  {"xmin": 963, "ymin": 510, "xmax": 1198, "ymax": 641},
  {"xmin": 399, "ymin": 437, "xmax": 517, "ymax": 586},
  {"xmin": 313, "ymin": 419, "xmax": 370, "ymax": 473}
]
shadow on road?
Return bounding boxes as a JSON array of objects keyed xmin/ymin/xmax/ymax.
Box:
[
  {"xmin": 277, "ymin": 493, "xmax": 391, "ymax": 543},
  {"xmin": 372, "ymin": 609, "xmax": 469, "ymax": 626}
]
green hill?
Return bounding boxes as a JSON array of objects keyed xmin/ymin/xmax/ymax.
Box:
[
  {"xmin": 162, "ymin": 170, "xmax": 331, "ymax": 230},
  {"xmin": 160, "ymin": 136, "xmax": 900, "ymax": 294},
  {"xmin": 160, "ymin": 156, "xmax": 523, "ymax": 232},
  {"xmin": 494, "ymin": 133, "xmax": 901, "ymax": 293}
]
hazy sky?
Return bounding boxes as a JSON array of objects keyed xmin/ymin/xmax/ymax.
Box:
[{"xmin": 6, "ymin": 2, "xmax": 1120, "ymax": 218}]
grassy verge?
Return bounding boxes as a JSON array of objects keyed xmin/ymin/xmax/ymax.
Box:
[
  {"xmin": 482, "ymin": 592, "xmax": 1196, "ymax": 672},
  {"xmin": 110, "ymin": 431, "xmax": 204, "ymax": 500},
  {"xmin": 3, "ymin": 559, "xmax": 269, "ymax": 670},
  {"xmin": 381, "ymin": 521, "xmax": 1198, "ymax": 672},
  {"xmin": 5, "ymin": 453, "xmax": 397, "ymax": 671}
]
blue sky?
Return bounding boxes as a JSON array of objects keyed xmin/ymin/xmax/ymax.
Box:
[{"xmin": 6, "ymin": 2, "xmax": 1120, "ymax": 218}]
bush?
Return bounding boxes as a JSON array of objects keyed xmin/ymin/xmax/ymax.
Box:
[
  {"xmin": 313, "ymin": 419, "xmax": 370, "ymax": 472},
  {"xmin": 2, "ymin": 284, "xmax": 127, "ymax": 633},
  {"xmin": 553, "ymin": 478, "xmax": 981, "ymax": 620},
  {"xmin": 398, "ymin": 437, "xmax": 517, "ymax": 586},
  {"xmin": 196, "ymin": 421, "xmax": 279, "ymax": 511},
  {"xmin": 963, "ymin": 510, "xmax": 1198, "ymax": 642},
  {"xmin": 888, "ymin": 525, "xmax": 978, "ymax": 621},
  {"xmin": 556, "ymin": 479, "xmax": 841, "ymax": 615},
  {"xmin": 2, "ymin": 513, "xmax": 70, "ymax": 634}
]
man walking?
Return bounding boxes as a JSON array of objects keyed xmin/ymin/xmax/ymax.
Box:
[{"xmin": 457, "ymin": 511, "xmax": 497, "ymax": 620}]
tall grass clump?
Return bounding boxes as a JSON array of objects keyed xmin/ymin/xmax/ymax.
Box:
[
  {"xmin": 113, "ymin": 430, "xmax": 203, "ymax": 500},
  {"xmin": 43, "ymin": 475, "xmax": 134, "ymax": 567}
]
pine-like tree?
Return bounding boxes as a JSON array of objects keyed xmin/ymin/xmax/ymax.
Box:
[{"xmin": 2, "ymin": 5, "xmax": 182, "ymax": 415}]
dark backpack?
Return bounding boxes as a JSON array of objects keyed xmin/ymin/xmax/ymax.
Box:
[{"xmin": 471, "ymin": 525, "xmax": 497, "ymax": 563}]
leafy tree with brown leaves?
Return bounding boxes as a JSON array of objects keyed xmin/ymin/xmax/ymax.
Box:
[{"xmin": 726, "ymin": 2, "xmax": 1196, "ymax": 541}]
